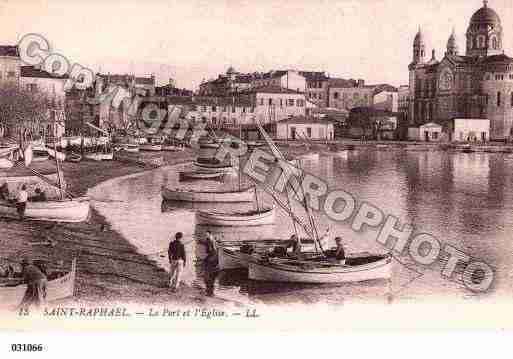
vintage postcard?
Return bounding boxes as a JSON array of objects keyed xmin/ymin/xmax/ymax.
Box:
[{"xmin": 1, "ymin": 0, "xmax": 513, "ymax": 354}]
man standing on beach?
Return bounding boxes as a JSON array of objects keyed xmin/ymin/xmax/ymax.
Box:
[
  {"xmin": 19, "ymin": 258, "xmax": 47, "ymax": 310},
  {"xmin": 16, "ymin": 184, "xmax": 28, "ymax": 220},
  {"xmin": 168, "ymin": 232, "xmax": 186, "ymax": 292},
  {"xmin": 203, "ymin": 231, "xmax": 218, "ymax": 297}
]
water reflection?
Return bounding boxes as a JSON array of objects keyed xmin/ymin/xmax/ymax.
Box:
[{"xmin": 89, "ymin": 150, "xmax": 513, "ymax": 303}]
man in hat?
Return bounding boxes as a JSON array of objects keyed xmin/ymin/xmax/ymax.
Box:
[
  {"xmin": 19, "ymin": 258, "xmax": 48, "ymax": 309},
  {"xmin": 327, "ymin": 237, "xmax": 346, "ymax": 265},
  {"xmin": 168, "ymin": 232, "xmax": 186, "ymax": 292},
  {"xmin": 16, "ymin": 184, "xmax": 28, "ymax": 220}
]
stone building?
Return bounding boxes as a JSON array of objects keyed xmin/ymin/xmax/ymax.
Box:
[
  {"xmin": 408, "ymin": 1, "xmax": 513, "ymax": 140},
  {"xmin": 299, "ymin": 71, "xmax": 330, "ymax": 108},
  {"xmin": 0, "ymin": 45, "xmax": 21, "ymax": 86}
]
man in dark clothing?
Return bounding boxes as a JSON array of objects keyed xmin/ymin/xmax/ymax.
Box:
[
  {"xmin": 326, "ymin": 237, "xmax": 346, "ymax": 264},
  {"xmin": 168, "ymin": 232, "xmax": 186, "ymax": 291},
  {"xmin": 203, "ymin": 231, "xmax": 218, "ymax": 297},
  {"xmin": 19, "ymin": 258, "xmax": 47, "ymax": 309}
]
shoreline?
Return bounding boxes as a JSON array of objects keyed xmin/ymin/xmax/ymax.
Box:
[{"xmin": 1, "ymin": 149, "xmax": 240, "ymax": 308}]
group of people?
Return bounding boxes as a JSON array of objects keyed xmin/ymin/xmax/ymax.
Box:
[
  {"xmin": 0, "ymin": 183, "xmax": 47, "ymax": 220},
  {"xmin": 167, "ymin": 230, "xmax": 218, "ymax": 297},
  {"xmin": 284, "ymin": 234, "xmax": 346, "ymax": 263}
]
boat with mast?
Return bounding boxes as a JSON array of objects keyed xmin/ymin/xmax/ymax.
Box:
[{"xmin": 219, "ymin": 122, "xmax": 392, "ymax": 283}]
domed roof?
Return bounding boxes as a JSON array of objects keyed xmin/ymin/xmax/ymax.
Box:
[{"xmin": 470, "ymin": 1, "xmax": 500, "ymax": 25}]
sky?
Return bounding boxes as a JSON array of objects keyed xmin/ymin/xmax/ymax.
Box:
[{"xmin": 1, "ymin": 0, "xmax": 513, "ymax": 90}]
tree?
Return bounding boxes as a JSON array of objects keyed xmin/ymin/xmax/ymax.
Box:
[{"xmin": 0, "ymin": 84, "xmax": 54, "ymax": 142}]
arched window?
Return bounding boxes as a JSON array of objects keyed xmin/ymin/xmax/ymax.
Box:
[
  {"xmin": 497, "ymin": 91, "xmax": 501, "ymax": 107},
  {"xmin": 492, "ymin": 37, "xmax": 498, "ymax": 50}
]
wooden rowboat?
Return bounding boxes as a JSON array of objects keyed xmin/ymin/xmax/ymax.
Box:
[
  {"xmin": 67, "ymin": 153, "xmax": 82, "ymax": 163},
  {"xmin": 84, "ymin": 152, "xmax": 113, "ymax": 161},
  {"xmin": 0, "ymin": 259, "xmax": 76, "ymax": 308},
  {"xmin": 196, "ymin": 206, "xmax": 275, "ymax": 227},
  {"xmin": 140, "ymin": 144, "xmax": 162, "ymax": 151},
  {"xmin": 162, "ymin": 144, "xmax": 183, "ymax": 151},
  {"xmin": 247, "ymin": 254, "xmax": 392, "ymax": 284},
  {"xmin": 179, "ymin": 171, "xmax": 225, "ymax": 180},
  {"xmin": 162, "ymin": 186, "xmax": 254, "ymax": 203},
  {"xmin": 0, "ymin": 197, "xmax": 90, "ymax": 223}
]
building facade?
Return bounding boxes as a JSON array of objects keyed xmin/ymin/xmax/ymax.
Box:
[
  {"xmin": 0, "ymin": 46, "xmax": 21, "ymax": 87},
  {"xmin": 398, "ymin": 85, "xmax": 410, "ymax": 124},
  {"xmin": 276, "ymin": 117, "xmax": 334, "ymax": 141},
  {"xmin": 409, "ymin": 1, "xmax": 513, "ymax": 140},
  {"xmin": 299, "ymin": 71, "xmax": 329, "ymax": 107}
]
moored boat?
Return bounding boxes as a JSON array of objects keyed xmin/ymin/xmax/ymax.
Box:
[
  {"xmin": 0, "ymin": 158, "xmax": 13, "ymax": 169},
  {"xmin": 248, "ymin": 254, "xmax": 392, "ymax": 283},
  {"xmin": 67, "ymin": 152, "xmax": 82, "ymax": 163},
  {"xmin": 84, "ymin": 152, "xmax": 113, "ymax": 161},
  {"xmin": 162, "ymin": 186, "xmax": 254, "ymax": 203},
  {"xmin": 0, "ymin": 197, "xmax": 90, "ymax": 222},
  {"xmin": 196, "ymin": 206, "xmax": 275, "ymax": 227},
  {"xmin": 46, "ymin": 148, "xmax": 66, "ymax": 161},
  {"xmin": 0, "ymin": 259, "xmax": 76, "ymax": 308},
  {"xmin": 179, "ymin": 171, "xmax": 225, "ymax": 180},
  {"xmin": 140, "ymin": 143, "xmax": 162, "ymax": 151}
]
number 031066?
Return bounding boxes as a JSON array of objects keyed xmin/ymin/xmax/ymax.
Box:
[{"xmin": 11, "ymin": 344, "xmax": 44, "ymax": 352}]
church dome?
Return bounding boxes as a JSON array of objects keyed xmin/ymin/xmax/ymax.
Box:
[{"xmin": 470, "ymin": 2, "xmax": 500, "ymax": 26}]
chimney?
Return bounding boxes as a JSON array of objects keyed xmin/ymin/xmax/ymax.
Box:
[{"xmin": 431, "ymin": 49, "xmax": 436, "ymax": 61}]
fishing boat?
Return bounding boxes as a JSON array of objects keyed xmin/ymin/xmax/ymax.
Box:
[
  {"xmin": 140, "ymin": 143, "xmax": 162, "ymax": 151},
  {"xmin": 193, "ymin": 161, "xmax": 234, "ymax": 173},
  {"xmin": 196, "ymin": 206, "xmax": 275, "ymax": 227},
  {"xmin": 0, "ymin": 259, "xmax": 76, "ymax": 308},
  {"xmin": 66, "ymin": 152, "xmax": 82, "ymax": 163},
  {"xmin": 161, "ymin": 186, "xmax": 255, "ymax": 203},
  {"xmin": 162, "ymin": 144, "xmax": 183, "ymax": 151},
  {"xmin": 179, "ymin": 171, "xmax": 225, "ymax": 180},
  {"xmin": 217, "ymin": 238, "xmax": 323, "ymax": 270},
  {"xmin": 248, "ymin": 254, "xmax": 392, "ymax": 283},
  {"xmin": 0, "ymin": 196, "xmax": 90, "ymax": 222},
  {"xmin": 116, "ymin": 143, "xmax": 139, "ymax": 153}
]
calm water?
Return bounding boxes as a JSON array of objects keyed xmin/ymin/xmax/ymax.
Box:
[{"xmin": 89, "ymin": 150, "xmax": 513, "ymax": 305}]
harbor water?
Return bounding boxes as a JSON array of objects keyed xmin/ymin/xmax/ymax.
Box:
[{"xmin": 88, "ymin": 149, "xmax": 513, "ymax": 305}]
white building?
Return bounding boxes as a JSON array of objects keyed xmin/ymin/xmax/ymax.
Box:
[
  {"xmin": 373, "ymin": 89, "xmax": 398, "ymax": 112},
  {"xmin": 450, "ymin": 118, "xmax": 490, "ymax": 142},
  {"xmin": 250, "ymin": 70, "xmax": 306, "ymax": 93},
  {"xmin": 418, "ymin": 122, "xmax": 443, "ymax": 142},
  {"xmin": 0, "ymin": 45, "xmax": 21, "ymax": 87},
  {"xmin": 276, "ymin": 116, "xmax": 334, "ymax": 140}
]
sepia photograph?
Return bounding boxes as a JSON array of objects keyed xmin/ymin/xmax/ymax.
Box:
[{"xmin": 1, "ymin": 0, "xmax": 513, "ymax": 356}]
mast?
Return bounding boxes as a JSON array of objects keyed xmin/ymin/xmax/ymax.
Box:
[{"xmin": 53, "ymin": 109, "xmax": 64, "ymax": 200}]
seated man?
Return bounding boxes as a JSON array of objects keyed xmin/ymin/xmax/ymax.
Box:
[{"xmin": 326, "ymin": 237, "xmax": 346, "ymax": 264}]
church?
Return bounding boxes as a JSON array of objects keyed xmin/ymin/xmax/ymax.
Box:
[{"xmin": 409, "ymin": 0, "xmax": 513, "ymax": 140}]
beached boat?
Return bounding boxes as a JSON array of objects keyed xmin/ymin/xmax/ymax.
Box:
[
  {"xmin": 196, "ymin": 206, "xmax": 275, "ymax": 227},
  {"xmin": 179, "ymin": 171, "xmax": 225, "ymax": 180},
  {"xmin": 0, "ymin": 196, "xmax": 90, "ymax": 222},
  {"xmin": 193, "ymin": 161, "xmax": 234, "ymax": 173},
  {"xmin": 84, "ymin": 152, "xmax": 114, "ymax": 161},
  {"xmin": 32, "ymin": 149, "xmax": 49, "ymax": 162},
  {"xmin": 0, "ymin": 259, "xmax": 76, "ymax": 308},
  {"xmin": 46, "ymin": 148, "xmax": 66, "ymax": 161},
  {"xmin": 0, "ymin": 158, "xmax": 13, "ymax": 169},
  {"xmin": 117, "ymin": 143, "xmax": 139, "ymax": 153},
  {"xmin": 162, "ymin": 144, "xmax": 184, "ymax": 151},
  {"xmin": 248, "ymin": 254, "xmax": 392, "ymax": 283},
  {"xmin": 66, "ymin": 152, "xmax": 82, "ymax": 163},
  {"xmin": 161, "ymin": 186, "xmax": 255, "ymax": 203}
]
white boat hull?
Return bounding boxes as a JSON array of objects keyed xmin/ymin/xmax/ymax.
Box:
[
  {"xmin": 0, "ymin": 259, "xmax": 76, "ymax": 308},
  {"xmin": 218, "ymin": 248, "xmax": 254, "ymax": 270},
  {"xmin": 162, "ymin": 187, "xmax": 254, "ymax": 203},
  {"xmin": 140, "ymin": 144, "xmax": 162, "ymax": 151},
  {"xmin": 0, "ymin": 197, "xmax": 90, "ymax": 223},
  {"xmin": 85, "ymin": 153, "xmax": 113, "ymax": 161},
  {"xmin": 196, "ymin": 207, "xmax": 275, "ymax": 226},
  {"xmin": 193, "ymin": 162, "xmax": 234, "ymax": 173},
  {"xmin": 248, "ymin": 256, "xmax": 392, "ymax": 284},
  {"xmin": 162, "ymin": 145, "xmax": 183, "ymax": 151},
  {"xmin": 180, "ymin": 171, "xmax": 225, "ymax": 180}
]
